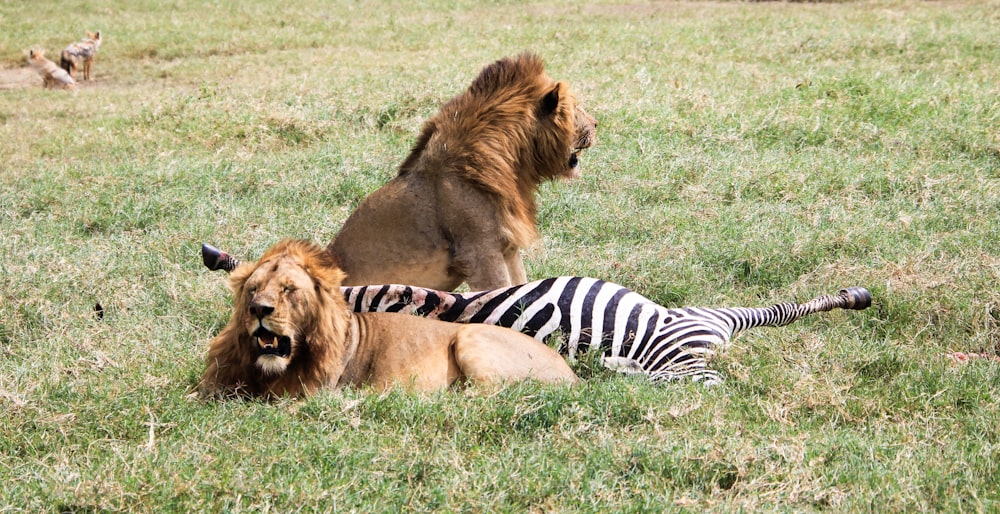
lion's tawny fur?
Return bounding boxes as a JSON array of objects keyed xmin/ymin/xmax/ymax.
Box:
[{"xmin": 329, "ymin": 53, "xmax": 596, "ymax": 291}]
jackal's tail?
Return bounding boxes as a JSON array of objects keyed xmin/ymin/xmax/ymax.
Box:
[{"xmin": 59, "ymin": 52, "xmax": 75, "ymax": 76}]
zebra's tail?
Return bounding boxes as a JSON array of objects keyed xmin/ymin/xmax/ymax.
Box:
[
  {"xmin": 202, "ymin": 243, "xmax": 242, "ymax": 272},
  {"xmin": 725, "ymin": 287, "xmax": 872, "ymax": 336}
]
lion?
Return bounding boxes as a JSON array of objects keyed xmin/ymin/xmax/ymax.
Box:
[
  {"xmin": 198, "ymin": 239, "xmax": 577, "ymax": 399},
  {"xmin": 329, "ymin": 53, "xmax": 597, "ymax": 291}
]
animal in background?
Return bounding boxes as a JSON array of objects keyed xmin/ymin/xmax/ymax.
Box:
[
  {"xmin": 60, "ymin": 31, "xmax": 102, "ymax": 81},
  {"xmin": 28, "ymin": 49, "xmax": 76, "ymax": 90}
]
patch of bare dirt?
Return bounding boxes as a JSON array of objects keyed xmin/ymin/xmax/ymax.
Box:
[
  {"xmin": 0, "ymin": 66, "xmax": 108, "ymax": 91},
  {"xmin": 0, "ymin": 67, "xmax": 40, "ymax": 90}
]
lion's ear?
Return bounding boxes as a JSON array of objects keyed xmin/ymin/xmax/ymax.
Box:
[
  {"xmin": 228, "ymin": 262, "xmax": 255, "ymax": 295},
  {"xmin": 541, "ymin": 82, "xmax": 567, "ymax": 116},
  {"xmin": 309, "ymin": 264, "xmax": 346, "ymax": 295}
]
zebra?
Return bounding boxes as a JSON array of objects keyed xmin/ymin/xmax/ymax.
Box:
[{"xmin": 202, "ymin": 243, "xmax": 872, "ymax": 384}]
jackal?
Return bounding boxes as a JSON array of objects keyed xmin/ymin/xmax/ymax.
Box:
[
  {"xmin": 28, "ymin": 49, "xmax": 76, "ymax": 90},
  {"xmin": 60, "ymin": 31, "xmax": 102, "ymax": 81}
]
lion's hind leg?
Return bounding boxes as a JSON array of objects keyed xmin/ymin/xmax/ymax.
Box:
[{"xmin": 452, "ymin": 325, "xmax": 577, "ymax": 385}]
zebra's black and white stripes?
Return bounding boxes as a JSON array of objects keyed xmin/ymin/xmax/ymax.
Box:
[{"xmin": 343, "ymin": 277, "xmax": 872, "ymax": 384}]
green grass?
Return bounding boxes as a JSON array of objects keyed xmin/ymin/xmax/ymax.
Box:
[{"xmin": 2, "ymin": 0, "xmax": 999, "ymax": 511}]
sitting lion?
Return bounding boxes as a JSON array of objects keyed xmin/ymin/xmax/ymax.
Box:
[
  {"xmin": 329, "ymin": 53, "xmax": 597, "ymax": 291},
  {"xmin": 198, "ymin": 239, "xmax": 577, "ymax": 399}
]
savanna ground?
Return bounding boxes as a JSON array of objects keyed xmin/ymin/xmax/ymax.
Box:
[{"xmin": 2, "ymin": 0, "xmax": 999, "ymax": 511}]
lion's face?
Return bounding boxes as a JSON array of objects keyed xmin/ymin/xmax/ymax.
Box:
[
  {"xmin": 238, "ymin": 254, "xmax": 323, "ymax": 376},
  {"xmin": 200, "ymin": 239, "xmax": 350, "ymax": 399},
  {"xmin": 567, "ymin": 106, "xmax": 598, "ymax": 177}
]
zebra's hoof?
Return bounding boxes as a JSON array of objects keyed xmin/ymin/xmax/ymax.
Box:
[
  {"xmin": 839, "ymin": 287, "xmax": 872, "ymax": 310},
  {"xmin": 202, "ymin": 243, "xmax": 229, "ymax": 272}
]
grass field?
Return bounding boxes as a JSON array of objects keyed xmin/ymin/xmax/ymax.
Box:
[{"xmin": 2, "ymin": 0, "xmax": 999, "ymax": 511}]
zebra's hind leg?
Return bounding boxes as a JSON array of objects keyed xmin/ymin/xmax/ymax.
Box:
[{"xmin": 734, "ymin": 286, "xmax": 874, "ymax": 332}]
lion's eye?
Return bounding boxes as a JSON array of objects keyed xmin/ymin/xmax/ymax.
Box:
[{"xmin": 283, "ymin": 285, "xmax": 297, "ymax": 294}]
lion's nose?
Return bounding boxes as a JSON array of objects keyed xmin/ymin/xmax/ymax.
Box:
[{"xmin": 249, "ymin": 302, "xmax": 274, "ymax": 320}]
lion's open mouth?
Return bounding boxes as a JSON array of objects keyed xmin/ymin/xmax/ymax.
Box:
[{"xmin": 254, "ymin": 326, "xmax": 292, "ymax": 358}]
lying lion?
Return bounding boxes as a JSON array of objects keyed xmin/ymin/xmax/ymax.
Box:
[
  {"xmin": 198, "ymin": 239, "xmax": 577, "ymax": 399},
  {"xmin": 329, "ymin": 53, "xmax": 597, "ymax": 291}
]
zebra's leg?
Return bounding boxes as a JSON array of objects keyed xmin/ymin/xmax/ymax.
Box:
[
  {"xmin": 728, "ymin": 286, "xmax": 873, "ymax": 333},
  {"xmin": 202, "ymin": 243, "xmax": 242, "ymax": 273}
]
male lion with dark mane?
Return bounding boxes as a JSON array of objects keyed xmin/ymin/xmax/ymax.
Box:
[
  {"xmin": 198, "ymin": 239, "xmax": 576, "ymax": 399},
  {"xmin": 330, "ymin": 53, "xmax": 597, "ymax": 291}
]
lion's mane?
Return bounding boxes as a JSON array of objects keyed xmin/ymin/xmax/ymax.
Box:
[{"xmin": 395, "ymin": 52, "xmax": 580, "ymax": 249}]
